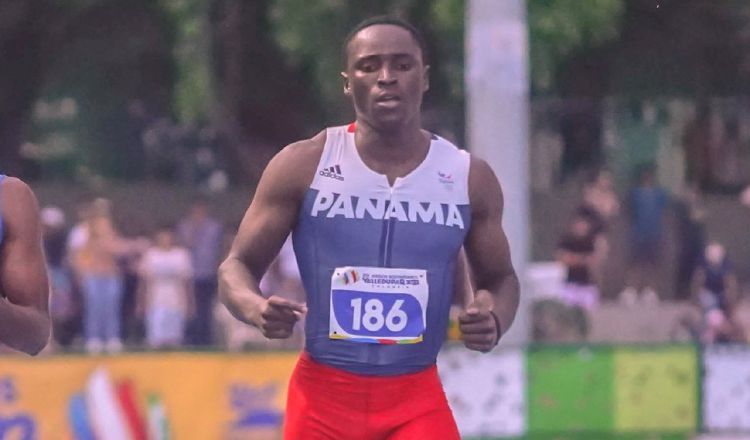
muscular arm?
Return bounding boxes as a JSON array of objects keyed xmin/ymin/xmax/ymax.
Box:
[
  {"xmin": 461, "ymin": 158, "xmax": 520, "ymax": 349},
  {"xmin": 0, "ymin": 178, "xmax": 51, "ymax": 355},
  {"xmin": 218, "ymin": 133, "xmax": 323, "ymax": 332}
]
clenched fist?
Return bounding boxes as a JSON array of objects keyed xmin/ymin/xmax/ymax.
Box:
[
  {"xmin": 255, "ymin": 295, "xmax": 307, "ymax": 339},
  {"xmin": 458, "ymin": 290, "xmax": 501, "ymax": 353}
]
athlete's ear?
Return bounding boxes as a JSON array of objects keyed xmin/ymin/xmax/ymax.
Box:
[
  {"xmin": 423, "ymin": 65, "xmax": 430, "ymax": 93},
  {"xmin": 341, "ymin": 72, "xmax": 351, "ymax": 96}
]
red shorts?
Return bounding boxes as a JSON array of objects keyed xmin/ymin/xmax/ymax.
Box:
[{"xmin": 283, "ymin": 352, "xmax": 460, "ymax": 440}]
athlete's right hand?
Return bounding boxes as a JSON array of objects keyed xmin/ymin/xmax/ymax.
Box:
[{"xmin": 255, "ymin": 295, "xmax": 307, "ymax": 339}]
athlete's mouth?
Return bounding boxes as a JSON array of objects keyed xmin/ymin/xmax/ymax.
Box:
[{"xmin": 375, "ymin": 94, "xmax": 401, "ymax": 102}]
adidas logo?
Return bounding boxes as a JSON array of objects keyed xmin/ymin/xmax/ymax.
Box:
[{"xmin": 319, "ymin": 164, "xmax": 344, "ymax": 181}]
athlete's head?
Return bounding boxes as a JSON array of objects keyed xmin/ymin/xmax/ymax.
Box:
[{"xmin": 341, "ymin": 16, "xmax": 430, "ymax": 132}]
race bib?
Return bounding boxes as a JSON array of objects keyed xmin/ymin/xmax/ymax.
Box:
[{"xmin": 329, "ymin": 266, "xmax": 428, "ymax": 344}]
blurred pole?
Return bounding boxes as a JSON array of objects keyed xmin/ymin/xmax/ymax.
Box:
[{"xmin": 466, "ymin": 0, "xmax": 530, "ymax": 345}]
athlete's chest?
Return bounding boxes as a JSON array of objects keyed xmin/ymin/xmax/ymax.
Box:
[{"xmin": 296, "ymin": 126, "xmax": 470, "ymax": 260}]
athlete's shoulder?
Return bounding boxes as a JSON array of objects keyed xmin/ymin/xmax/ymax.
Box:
[
  {"xmin": 259, "ymin": 130, "xmax": 327, "ymax": 197},
  {"xmin": 1, "ymin": 175, "xmax": 32, "ymax": 192},
  {"xmin": 468, "ymin": 156, "xmax": 503, "ymax": 213},
  {"xmin": 0, "ymin": 176, "xmax": 41, "ymax": 235},
  {"xmin": 428, "ymin": 132, "xmax": 470, "ymax": 164},
  {"xmin": 275, "ymin": 129, "xmax": 327, "ymax": 168},
  {"xmin": 1, "ymin": 177, "xmax": 39, "ymax": 211}
]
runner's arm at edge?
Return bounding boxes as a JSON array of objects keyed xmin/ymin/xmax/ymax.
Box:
[{"xmin": 0, "ymin": 177, "xmax": 51, "ymax": 355}]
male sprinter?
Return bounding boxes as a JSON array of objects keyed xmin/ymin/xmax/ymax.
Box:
[
  {"xmin": 0, "ymin": 175, "xmax": 51, "ymax": 354},
  {"xmin": 219, "ymin": 16, "xmax": 520, "ymax": 439}
]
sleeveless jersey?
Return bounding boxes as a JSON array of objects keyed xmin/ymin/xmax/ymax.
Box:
[{"xmin": 292, "ymin": 124, "xmax": 471, "ymax": 375}]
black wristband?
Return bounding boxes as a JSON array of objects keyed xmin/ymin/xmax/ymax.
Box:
[{"xmin": 489, "ymin": 310, "xmax": 503, "ymax": 346}]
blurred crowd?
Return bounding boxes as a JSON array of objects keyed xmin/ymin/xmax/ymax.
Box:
[
  {"xmin": 39, "ymin": 196, "xmax": 304, "ymax": 355},
  {"xmin": 18, "ymin": 97, "xmax": 750, "ymax": 353},
  {"xmin": 533, "ymin": 164, "xmax": 750, "ymax": 345},
  {"xmin": 527, "ymin": 99, "xmax": 750, "ymax": 346}
]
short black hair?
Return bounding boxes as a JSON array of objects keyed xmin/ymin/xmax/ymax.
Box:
[{"xmin": 342, "ymin": 16, "xmax": 428, "ymax": 67}]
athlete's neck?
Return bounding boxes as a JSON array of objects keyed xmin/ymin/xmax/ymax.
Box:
[{"xmin": 354, "ymin": 119, "xmax": 429, "ymax": 171}]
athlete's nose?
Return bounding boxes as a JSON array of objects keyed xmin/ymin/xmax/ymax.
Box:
[{"xmin": 377, "ymin": 66, "xmax": 397, "ymax": 86}]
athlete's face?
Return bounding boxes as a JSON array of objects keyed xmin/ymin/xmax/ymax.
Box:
[{"xmin": 342, "ymin": 24, "xmax": 429, "ymax": 131}]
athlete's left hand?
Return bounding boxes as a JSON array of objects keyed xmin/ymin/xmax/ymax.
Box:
[{"xmin": 458, "ymin": 290, "xmax": 501, "ymax": 353}]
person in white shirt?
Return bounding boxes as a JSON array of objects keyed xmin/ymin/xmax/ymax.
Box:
[{"xmin": 138, "ymin": 225, "xmax": 194, "ymax": 349}]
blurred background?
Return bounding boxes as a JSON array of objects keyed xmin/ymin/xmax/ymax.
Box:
[{"xmin": 1, "ymin": 0, "xmax": 750, "ymax": 439}]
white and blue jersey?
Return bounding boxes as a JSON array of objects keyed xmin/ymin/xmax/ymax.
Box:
[{"xmin": 292, "ymin": 124, "xmax": 471, "ymax": 375}]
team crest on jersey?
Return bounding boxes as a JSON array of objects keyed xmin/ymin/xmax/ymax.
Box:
[
  {"xmin": 437, "ymin": 171, "xmax": 453, "ymax": 184},
  {"xmin": 437, "ymin": 171, "xmax": 455, "ymax": 191}
]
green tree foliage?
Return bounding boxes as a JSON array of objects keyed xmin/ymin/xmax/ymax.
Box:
[
  {"xmin": 268, "ymin": 0, "xmax": 623, "ymax": 138},
  {"xmin": 269, "ymin": 0, "xmax": 466, "ymax": 140},
  {"xmin": 19, "ymin": 0, "xmax": 740, "ymax": 184},
  {"xmin": 160, "ymin": 0, "xmax": 213, "ymax": 122},
  {"xmin": 37, "ymin": 0, "xmax": 174, "ymax": 179},
  {"xmin": 529, "ymin": 0, "xmax": 625, "ymax": 92}
]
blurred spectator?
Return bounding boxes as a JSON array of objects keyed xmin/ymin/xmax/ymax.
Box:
[
  {"xmin": 577, "ymin": 168, "xmax": 620, "ymax": 285},
  {"xmin": 682, "ymin": 103, "xmax": 714, "ymax": 190},
  {"xmin": 580, "ymin": 168, "xmax": 620, "ymax": 231},
  {"xmin": 712, "ymin": 118, "xmax": 745, "ymax": 193},
  {"xmin": 556, "ymin": 214, "xmax": 599, "ymax": 313},
  {"xmin": 137, "ymin": 225, "xmax": 194, "ymax": 350},
  {"xmin": 71, "ymin": 198, "xmax": 145, "ymax": 354},
  {"xmin": 673, "ymin": 184, "xmax": 707, "ymax": 299},
  {"xmin": 178, "ymin": 197, "xmax": 223, "ymax": 346},
  {"xmin": 691, "ymin": 242, "xmax": 742, "ymax": 344},
  {"xmin": 142, "ymin": 117, "xmax": 183, "ymax": 181},
  {"xmin": 66, "ymin": 196, "xmax": 94, "ymax": 256},
  {"xmin": 41, "ymin": 206, "xmax": 77, "ymax": 349},
  {"xmin": 622, "ymin": 164, "xmax": 668, "ymax": 302},
  {"xmin": 120, "ymin": 247, "xmax": 144, "ymax": 345},
  {"xmin": 559, "ymin": 100, "xmax": 603, "ymax": 183},
  {"xmin": 617, "ymin": 101, "xmax": 664, "ymax": 187}
]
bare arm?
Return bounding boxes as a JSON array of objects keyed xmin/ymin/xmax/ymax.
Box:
[
  {"xmin": 0, "ymin": 177, "xmax": 51, "ymax": 354},
  {"xmin": 556, "ymin": 248, "xmax": 593, "ymax": 267},
  {"xmin": 218, "ymin": 133, "xmax": 323, "ymax": 337},
  {"xmin": 459, "ymin": 158, "xmax": 520, "ymax": 352}
]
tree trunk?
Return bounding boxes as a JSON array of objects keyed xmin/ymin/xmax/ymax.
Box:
[{"xmin": 210, "ymin": 0, "xmax": 316, "ymax": 186}]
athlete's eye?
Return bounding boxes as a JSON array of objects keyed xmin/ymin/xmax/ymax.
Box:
[
  {"xmin": 358, "ymin": 60, "xmax": 379, "ymax": 73},
  {"xmin": 396, "ymin": 62, "xmax": 412, "ymax": 71}
]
